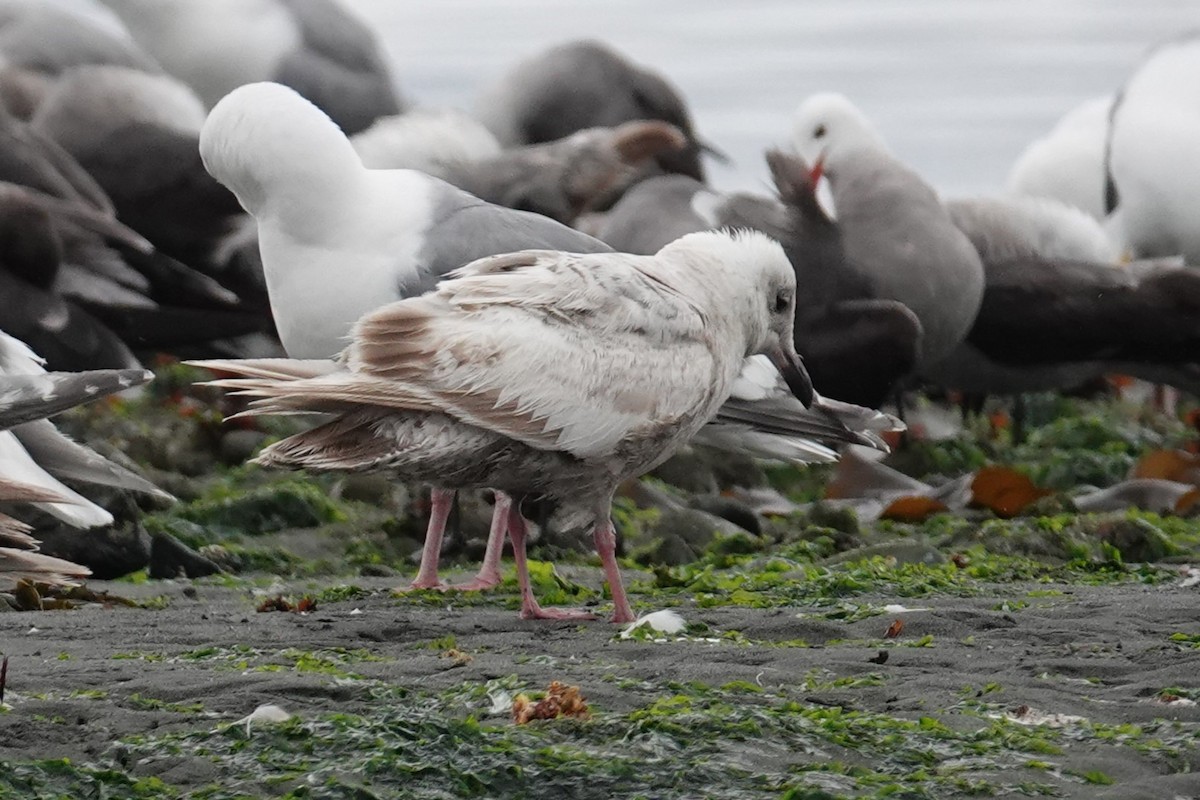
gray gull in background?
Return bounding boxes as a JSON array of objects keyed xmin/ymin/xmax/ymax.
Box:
[
  {"xmin": 791, "ymin": 92, "xmax": 985, "ymax": 372},
  {"xmin": 194, "ymin": 230, "xmax": 814, "ymax": 622},
  {"xmin": 922, "ymin": 195, "xmax": 1200, "ymax": 398},
  {"xmin": 1105, "ymin": 33, "xmax": 1200, "ymax": 263},
  {"xmin": 0, "ymin": 0, "xmax": 156, "ymax": 85},
  {"xmin": 95, "ymin": 0, "xmax": 404, "ymax": 134},
  {"xmin": 475, "ymin": 39, "xmax": 709, "ymax": 182},
  {"xmin": 30, "ymin": 65, "xmax": 249, "ymax": 273},
  {"xmin": 1005, "ymin": 95, "xmax": 1112, "ymax": 222},
  {"xmin": 199, "ymin": 81, "xmax": 897, "ymax": 593},
  {"xmin": 0, "ymin": 330, "xmax": 167, "ymax": 532}
]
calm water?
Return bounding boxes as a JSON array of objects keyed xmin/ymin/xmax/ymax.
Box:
[{"xmin": 345, "ymin": 0, "xmax": 1196, "ymax": 197}]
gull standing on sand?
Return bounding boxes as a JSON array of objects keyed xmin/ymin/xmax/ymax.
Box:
[
  {"xmin": 199, "ymin": 82, "xmax": 895, "ymax": 594},
  {"xmin": 196, "ymin": 229, "xmax": 813, "ymax": 623},
  {"xmin": 791, "ymin": 92, "xmax": 985, "ymax": 371}
]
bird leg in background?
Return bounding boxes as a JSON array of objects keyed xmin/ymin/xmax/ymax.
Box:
[
  {"xmin": 446, "ymin": 491, "xmax": 511, "ymax": 591},
  {"xmin": 507, "ymin": 503, "xmax": 596, "ymax": 621},
  {"xmin": 403, "ymin": 486, "xmax": 454, "ymax": 591},
  {"xmin": 594, "ymin": 516, "xmax": 636, "ymax": 623}
]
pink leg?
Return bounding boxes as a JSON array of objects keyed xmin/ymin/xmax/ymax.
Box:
[
  {"xmin": 447, "ymin": 491, "xmax": 510, "ymax": 591},
  {"xmin": 507, "ymin": 503, "xmax": 595, "ymax": 621},
  {"xmin": 402, "ymin": 487, "xmax": 454, "ymax": 591},
  {"xmin": 594, "ymin": 517, "xmax": 635, "ymax": 623}
]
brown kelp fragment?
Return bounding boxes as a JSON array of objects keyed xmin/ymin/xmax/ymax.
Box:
[
  {"xmin": 880, "ymin": 496, "xmax": 948, "ymax": 522},
  {"xmin": 884, "ymin": 619, "xmax": 905, "ymax": 639},
  {"xmin": 513, "ymin": 681, "xmax": 590, "ymax": 724},
  {"xmin": 969, "ymin": 466, "xmax": 1050, "ymax": 517}
]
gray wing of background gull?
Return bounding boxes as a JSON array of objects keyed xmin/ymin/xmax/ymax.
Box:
[
  {"xmin": 0, "ymin": 368, "xmax": 150, "ymax": 429},
  {"xmin": 822, "ymin": 146, "xmax": 984, "ymax": 369},
  {"xmin": 11, "ymin": 420, "xmax": 173, "ymax": 501},
  {"xmin": 429, "ymin": 121, "xmax": 687, "ymax": 225}
]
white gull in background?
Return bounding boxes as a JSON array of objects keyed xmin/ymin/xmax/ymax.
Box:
[
  {"xmin": 791, "ymin": 92, "xmax": 985, "ymax": 372},
  {"xmin": 1005, "ymin": 95, "xmax": 1112, "ymax": 221},
  {"xmin": 1106, "ymin": 33, "xmax": 1200, "ymax": 263},
  {"xmin": 199, "ymin": 81, "xmax": 897, "ymax": 593},
  {"xmin": 195, "ymin": 230, "xmax": 814, "ymax": 622},
  {"xmin": 94, "ymin": 0, "xmax": 403, "ymax": 134}
]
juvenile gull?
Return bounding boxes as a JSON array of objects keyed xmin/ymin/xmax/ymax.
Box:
[
  {"xmin": 196, "ymin": 230, "xmax": 813, "ymax": 622},
  {"xmin": 596, "ymin": 152, "xmax": 922, "ymax": 407},
  {"xmin": 200, "ymin": 82, "xmax": 888, "ymax": 592},
  {"xmin": 791, "ymin": 92, "xmax": 984, "ymax": 371}
]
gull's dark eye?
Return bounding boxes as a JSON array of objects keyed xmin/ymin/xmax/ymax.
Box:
[
  {"xmin": 813, "ymin": 124, "xmax": 827, "ymax": 139},
  {"xmin": 773, "ymin": 289, "xmax": 791, "ymax": 314}
]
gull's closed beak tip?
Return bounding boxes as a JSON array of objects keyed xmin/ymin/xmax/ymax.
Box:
[{"xmin": 769, "ymin": 343, "xmax": 814, "ymax": 407}]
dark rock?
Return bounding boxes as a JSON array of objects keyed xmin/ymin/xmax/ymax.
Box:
[
  {"xmin": 359, "ymin": 563, "xmax": 399, "ymax": 577},
  {"xmin": 1089, "ymin": 517, "xmax": 1175, "ymax": 562},
  {"xmin": 335, "ymin": 473, "xmax": 395, "ymax": 506},
  {"xmin": 35, "ymin": 518, "xmax": 151, "ymax": 579},
  {"xmin": 149, "ymin": 531, "xmax": 223, "ymax": 579},
  {"xmin": 706, "ymin": 449, "xmax": 768, "ymax": 489},
  {"xmin": 218, "ymin": 429, "xmax": 269, "ymax": 465},
  {"xmin": 689, "ymin": 495, "xmax": 761, "ymax": 535},
  {"xmin": 650, "ymin": 449, "xmax": 718, "ymax": 494},
  {"xmin": 807, "ymin": 503, "xmax": 861, "ymax": 536},
  {"xmin": 822, "ymin": 541, "xmax": 945, "ymax": 567},
  {"xmin": 630, "ymin": 507, "xmax": 751, "ymax": 566}
]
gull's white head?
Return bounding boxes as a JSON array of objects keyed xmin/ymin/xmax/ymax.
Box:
[
  {"xmin": 658, "ymin": 229, "xmax": 812, "ymax": 404},
  {"xmin": 199, "ymin": 81, "xmax": 362, "ymax": 215},
  {"xmin": 791, "ymin": 92, "xmax": 889, "ymax": 168}
]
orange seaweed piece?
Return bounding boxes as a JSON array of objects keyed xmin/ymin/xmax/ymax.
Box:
[
  {"xmin": 1132, "ymin": 449, "xmax": 1200, "ymax": 485},
  {"xmin": 884, "ymin": 619, "xmax": 904, "ymax": 638},
  {"xmin": 881, "ymin": 496, "xmax": 948, "ymax": 522},
  {"xmin": 1175, "ymin": 488, "xmax": 1200, "ymax": 515},
  {"xmin": 970, "ymin": 466, "xmax": 1050, "ymax": 518}
]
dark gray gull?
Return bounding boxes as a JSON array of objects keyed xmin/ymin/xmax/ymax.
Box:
[
  {"xmin": 791, "ymin": 92, "xmax": 985, "ymax": 371},
  {"xmin": 1005, "ymin": 95, "xmax": 1112, "ymax": 222},
  {"xmin": 199, "ymin": 81, "xmax": 896, "ymax": 593},
  {"xmin": 1105, "ymin": 33, "xmax": 1200, "ymax": 263},
  {"xmin": 597, "ymin": 153, "xmax": 923, "ymax": 407},
  {"xmin": 922, "ymin": 195, "xmax": 1200, "ymax": 397},
  {"xmin": 31, "ymin": 65, "xmax": 249, "ymax": 272},
  {"xmin": 356, "ymin": 116, "xmax": 687, "ymax": 225},
  {"xmin": 475, "ymin": 40, "xmax": 709, "ymax": 182},
  {"xmin": 96, "ymin": 0, "xmax": 403, "ymax": 134},
  {"xmin": 194, "ymin": 230, "xmax": 814, "ymax": 622}
]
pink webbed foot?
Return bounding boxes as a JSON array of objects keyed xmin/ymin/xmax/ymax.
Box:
[
  {"xmin": 446, "ymin": 569, "xmax": 503, "ymax": 592},
  {"xmin": 519, "ymin": 603, "xmax": 597, "ymax": 622},
  {"xmin": 395, "ymin": 577, "xmax": 448, "ymax": 593}
]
